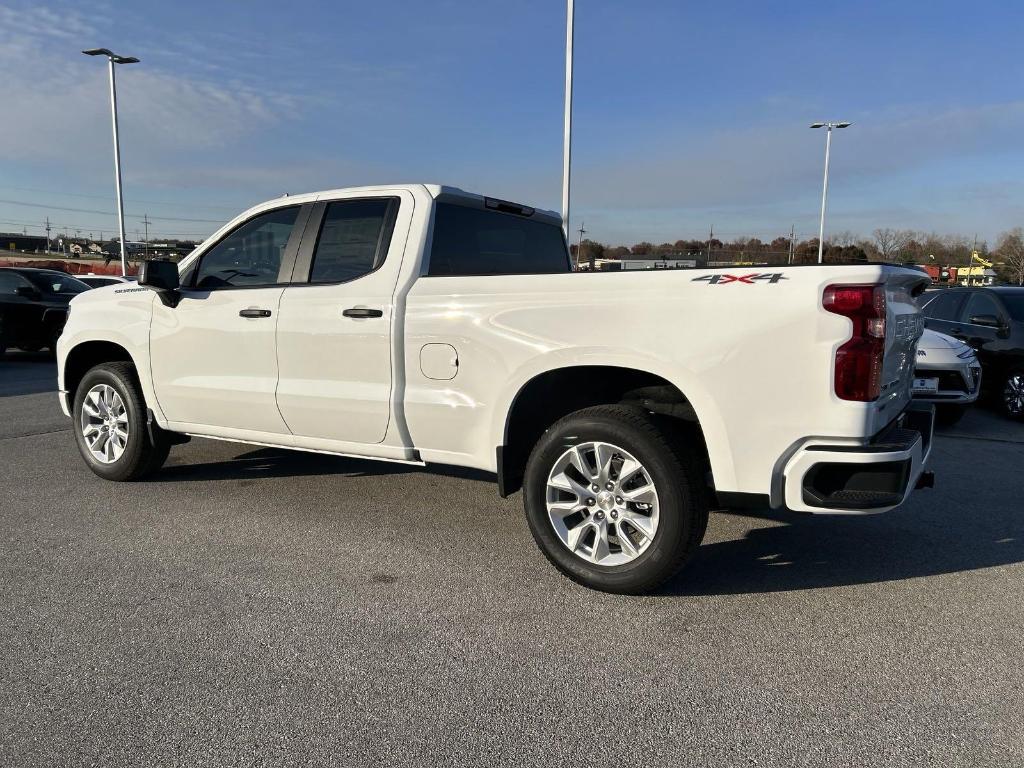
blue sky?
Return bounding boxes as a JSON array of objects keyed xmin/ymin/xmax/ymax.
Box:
[{"xmin": 1, "ymin": 0, "xmax": 1022, "ymax": 246}]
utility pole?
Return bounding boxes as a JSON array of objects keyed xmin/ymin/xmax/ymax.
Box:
[
  {"xmin": 561, "ymin": 0, "xmax": 574, "ymax": 238},
  {"xmin": 788, "ymin": 224, "xmax": 795, "ymax": 265},
  {"xmin": 142, "ymin": 213, "xmax": 150, "ymax": 257},
  {"xmin": 706, "ymin": 225, "xmax": 714, "ymax": 265},
  {"xmin": 576, "ymin": 221, "xmax": 587, "ymax": 270},
  {"xmin": 45, "ymin": 216, "xmax": 51, "ymax": 253},
  {"xmin": 964, "ymin": 234, "xmax": 978, "ymax": 287}
]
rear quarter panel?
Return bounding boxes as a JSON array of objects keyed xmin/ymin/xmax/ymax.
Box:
[{"xmin": 402, "ymin": 265, "xmax": 924, "ymax": 497}]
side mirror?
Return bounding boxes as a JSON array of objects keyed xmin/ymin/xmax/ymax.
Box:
[
  {"xmin": 969, "ymin": 314, "xmax": 1001, "ymax": 329},
  {"xmin": 15, "ymin": 285, "xmax": 41, "ymax": 300},
  {"xmin": 138, "ymin": 260, "xmax": 180, "ymax": 292}
]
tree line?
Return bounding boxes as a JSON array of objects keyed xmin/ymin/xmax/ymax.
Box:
[{"xmin": 571, "ymin": 227, "xmax": 1024, "ymax": 285}]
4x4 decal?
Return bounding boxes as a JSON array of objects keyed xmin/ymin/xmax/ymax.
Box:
[{"xmin": 691, "ymin": 272, "xmax": 788, "ymax": 285}]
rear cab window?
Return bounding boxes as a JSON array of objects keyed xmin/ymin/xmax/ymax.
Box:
[{"xmin": 427, "ymin": 202, "xmax": 570, "ymax": 276}]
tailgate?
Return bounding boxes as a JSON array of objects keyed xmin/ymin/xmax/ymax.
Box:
[{"xmin": 878, "ymin": 270, "xmax": 929, "ymax": 414}]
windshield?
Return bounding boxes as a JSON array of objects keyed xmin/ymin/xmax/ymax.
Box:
[
  {"xmin": 26, "ymin": 272, "xmax": 91, "ymax": 295},
  {"xmin": 998, "ymin": 293, "xmax": 1024, "ymax": 321}
]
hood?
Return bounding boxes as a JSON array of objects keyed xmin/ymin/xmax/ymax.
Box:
[{"xmin": 917, "ymin": 328, "xmax": 964, "ymax": 352}]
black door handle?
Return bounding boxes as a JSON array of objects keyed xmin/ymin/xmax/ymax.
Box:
[
  {"xmin": 239, "ymin": 308, "xmax": 272, "ymax": 318},
  {"xmin": 342, "ymin": 308, "xmax": 383, "ymax": 318}
]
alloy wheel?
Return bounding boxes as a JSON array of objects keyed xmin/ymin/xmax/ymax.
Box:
[
  {"xmin": 545, "ymin": 441, "xmax": 660, "ymax": 567},
  {"xmin": 80, "ymin": 384, "xmax": 129, "ymax": 464}
]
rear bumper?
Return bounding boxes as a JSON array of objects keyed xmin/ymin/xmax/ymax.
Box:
[{"xmin": 780, "ymin": 402, "xmax": 935, "ymax": 514}]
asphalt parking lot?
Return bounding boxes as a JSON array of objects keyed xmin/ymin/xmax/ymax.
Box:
[{"xmin": 1, "ymin": 352, "xmax": 1022, "ymax": 767}]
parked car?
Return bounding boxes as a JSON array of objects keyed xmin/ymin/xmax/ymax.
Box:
[
  {"xmin": 912, "ymin": 328, "xmax": 981, "ymax": 425},
  {"xmin": 0, "ymin": 267, "xmax": 90, "ymax": 355},
  {"xmin": 921, "ymin": 286, "xmax": 1024, "ymax": 419},
  {"xmin": 57, "ymin": 184, "xmax": 934, "ymax": 593},
  {"xmin": 75, "ymin": 274, "xmax": 134, "ymax": 289}
]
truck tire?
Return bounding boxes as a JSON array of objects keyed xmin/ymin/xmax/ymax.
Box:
[
  {"xmin": 72, "ymin": 362, "xmax": 170, "ymax": 481},
  {"xmin": 523, "ymin": 405, "xmax": 709, "ymax": 594}
]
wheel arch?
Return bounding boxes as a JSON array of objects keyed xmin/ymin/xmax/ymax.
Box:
[
  {"xmin": 495, "ymin": 363, "xmax": 727, "ymax": 498},
  {"xmin": 62, "ymin": 340, "xmax": 143, "ymax": 413}
]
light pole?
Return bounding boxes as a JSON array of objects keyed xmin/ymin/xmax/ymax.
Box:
[
  {"xmin": 561, "ymin": 0, "xmax": 574, "ymax": 238},
  {"xmin": 810, "ymin": 121, "xmax": 851, "ymax": 263},
  {"xmin": 82, "ymin": 48, "xmax": 139, "ymax": 276}
]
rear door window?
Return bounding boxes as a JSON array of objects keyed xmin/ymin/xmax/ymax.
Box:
[
  {"xmin": 308, "ymin": 199, "xmax": 393, "ymax": 284},
  {"xmin": 428, "ymin": 203, "xmax": 569, "ymax": 276},
  {"xmin": 923, "ymin": 291, "xmax": 967, "ymax": 321},
  {"xmin": 963, "ymin": 292, "xmax": 1003, "ymax": 324}
]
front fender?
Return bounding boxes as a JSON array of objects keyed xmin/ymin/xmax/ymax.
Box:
[{"xmin": 57, "ymin": 290, "xmax": 162, "ymax": 422}]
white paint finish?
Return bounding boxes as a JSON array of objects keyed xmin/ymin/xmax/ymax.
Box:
[
  {"xmin": 419, "ymin": 343, "xmax": 459, "ymax": 380},
  {"xmin": 56, "ymin": 287, "xmax": 162, "ymax": 419},
  {"xmin": 402, "ymin": 264, "xmax": 925, "ymax": 492},
  {"xmin": 274, "ymin": 189, "xmax": 417, "ymax": 444},
  {"xmin": 150, "ymin": 287, "xmax": 289, "ymax": 434},
  {"xmin": 275, "ymin": 285, "xmax": 394, "ymax": 443},
  {"xmin": 782, "ymin": 430, "xmax": 930, "ymax": 514}
]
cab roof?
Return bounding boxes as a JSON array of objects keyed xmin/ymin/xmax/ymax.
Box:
[{"xmin": 263, "ymin": 184, "xmax": 563, "ymax": 227}]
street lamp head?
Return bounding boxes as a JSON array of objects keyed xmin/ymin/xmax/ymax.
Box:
[
  {"xmin": 82, "ymin": 48, "xmax": 139, "ymax": 64},
  {"xmin": 836, "ymin": 121, "xmax": 852, "ymax": 128},
  {"xmin": 810, "ymin": 122, "xmax": 825, "ymax": 128}
]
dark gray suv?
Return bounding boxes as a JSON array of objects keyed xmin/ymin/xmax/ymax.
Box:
[{"xmin": 922, "ymin": 286, "xmax": 1024, "ymax": 419}]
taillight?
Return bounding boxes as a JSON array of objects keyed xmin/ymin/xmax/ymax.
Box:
[{"xmin": 823, "ymin": 283, "xmax": 886, "ymax": 402}]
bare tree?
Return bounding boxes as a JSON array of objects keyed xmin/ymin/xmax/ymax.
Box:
[
  {"xmin": 831, "ymin": 230, "xmax": 858, "ymax": 248},
  {"xmin": 872, "ymin": 228, "xmax": 914, "ymax": 262},
  {"xmin": 996, "ymin": 228, "xmax": 1024, "ymax": 285}
]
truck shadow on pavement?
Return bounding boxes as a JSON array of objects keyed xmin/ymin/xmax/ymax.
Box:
[
  {"xmin": 152, "ymin": 436, "xmax": 1023, "ymax": 597},
  {"xmin": 668, "ymin": 487, "xmax": 1023, "ymax": 596}
]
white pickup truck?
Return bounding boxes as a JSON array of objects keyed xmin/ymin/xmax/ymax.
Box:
[{"xmin": 57, "ymin": 184, "xmax": 934, "ymax": 593}]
